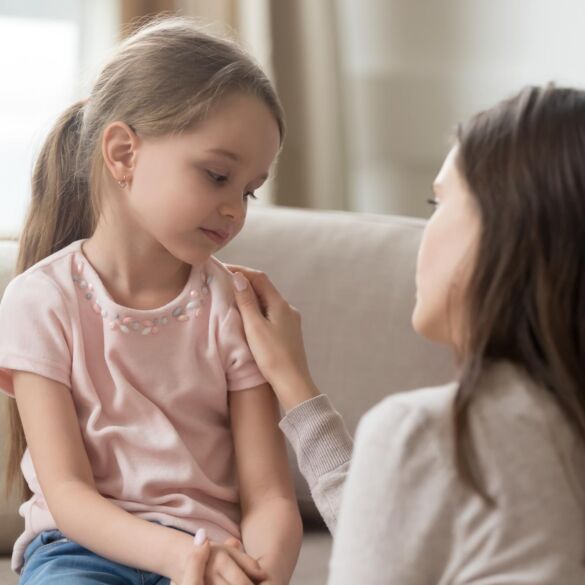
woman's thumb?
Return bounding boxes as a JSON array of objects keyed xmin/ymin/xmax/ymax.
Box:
[
  {"xmin": 180, "ymin": 530, "xmax": 210, "ymax": 584},
  {"xmin": 232, "ymin": 273, "xmax": 261, "ymax": 317}
]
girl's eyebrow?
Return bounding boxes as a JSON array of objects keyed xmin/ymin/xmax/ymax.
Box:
[
  {"xmin": 206, "ymin": 148, "xmax": 240, "ymax": 162},
  {"xmin": 205, "ymin": 148, "xmax": 270, "ymax": 182}
]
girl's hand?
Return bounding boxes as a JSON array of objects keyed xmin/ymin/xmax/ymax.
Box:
[
  {"xmin": 206, "ymin": 541, "xmax": 268, "ymax": 585},
  {"xmin": 173, "ymin": 531, "xmax": 268, "ymax": 585},
  {"xmin": 228, "ymin": 265, "xmax": 320, "ymax": 412},
  {"xmin": 224, "ymin": 539, "xmax": 287, "ymax": 585}
]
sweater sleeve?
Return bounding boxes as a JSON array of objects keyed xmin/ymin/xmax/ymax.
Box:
[
  {"xmin": 279, "ymin": 394, "xmax": 353, "ymax": 533},
  {"xmin": 326, "ymin": 395, "xmax": 456, "ymax": 585}
]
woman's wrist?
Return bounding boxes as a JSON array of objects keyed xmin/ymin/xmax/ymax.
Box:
[{"xmin": 272, "ymin": 374, "xmax": 320, "ymax": 413}]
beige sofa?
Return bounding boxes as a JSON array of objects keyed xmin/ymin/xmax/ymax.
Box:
[{"xmin": 0, "ymin": 205, "xmax": 453, "ymax": 584}]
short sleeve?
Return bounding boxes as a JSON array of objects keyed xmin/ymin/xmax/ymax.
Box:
[
  {"xmin": 0, "ymin": 271, "xmax": 72, "ymax": 396},
  {"xmin": 218, "ymin": 305, "xmax": 266, "ymax": 392}
]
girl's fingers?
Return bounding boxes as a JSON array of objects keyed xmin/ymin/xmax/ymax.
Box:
[
  {"xmin": 224, "ymin": 537, "xmax": 244, "ymax": 551},
  {"xmin": 224, "ymin": 547, "xmax": 268, "ymax": 580},
  {"xmin": 219, "ymin": 555, "xmax": 256, "ymax": 585}
]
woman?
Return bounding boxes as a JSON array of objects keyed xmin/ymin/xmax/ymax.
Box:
[{"xmin": 189, "ymin": 84, "xmax": 585, "ymax": 583}]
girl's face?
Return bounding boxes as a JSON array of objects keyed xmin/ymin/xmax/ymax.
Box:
[
  {"xmin": 127, "ymin": 92, "xmax": 281, "ymax": 266},
  {"xmin": 412, "ymin": 146, "xmax": 481, "ymax": 350}
]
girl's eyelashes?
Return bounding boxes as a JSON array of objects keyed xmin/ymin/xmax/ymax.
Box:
[
  {"xmin": 206, "ymin": 169, "xmax": 257, "ymax": 200},
  {"xmin": 206, "ymin": 169, "xmax": 228, "ymax": 183}
]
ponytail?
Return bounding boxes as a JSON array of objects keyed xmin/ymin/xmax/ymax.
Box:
[{"xmin": 5, "ymin": 99, "xmax": 95, "ymax": 500}]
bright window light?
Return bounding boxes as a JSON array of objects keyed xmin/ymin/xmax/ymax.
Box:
[{"xmin": 0, "ymin": 16, "xmax": 79, "ymax": 235}]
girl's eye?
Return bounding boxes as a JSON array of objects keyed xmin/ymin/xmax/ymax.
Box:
[
  {"xmin": 206, "ymin": 170, "xmax": 228, "ymax": 183},
  {"xmin": 244, "ymin": 191, "xmax": 257, "ymax": 201}
]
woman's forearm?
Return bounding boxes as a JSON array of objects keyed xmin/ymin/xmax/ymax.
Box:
[
  {"xmin": 49, "ymin": 479, "xmax": 192, "ymax": 582},
  {"xmin": 279, "ymin": 394, "xmax": 353, "ymax": 533},
  {"xmin": 240, "ymin": 497, "xmax": 303, "ymax": 583}
]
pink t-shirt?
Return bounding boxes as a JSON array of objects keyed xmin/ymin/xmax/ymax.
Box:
[{"xmin": 0, "ymin": 239, "xmax": 266, "ymax": 574}]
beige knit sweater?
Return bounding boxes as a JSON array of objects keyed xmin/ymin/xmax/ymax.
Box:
[{"xmin": 279, "ymin": 362, "xmax": 585, "ymax": 584}]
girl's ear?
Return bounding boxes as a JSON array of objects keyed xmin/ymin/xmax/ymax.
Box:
[{"xmin": 102, "ymin": 121, "xmax": 138, "ymax": 186}]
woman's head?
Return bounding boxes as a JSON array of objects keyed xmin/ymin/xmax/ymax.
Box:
[
  {"xmin": 415, "ymin": 84, "xmax": 585, "ymax": 491},
  {"xmin": 412, "ymin": 144, "xmax": 481, "ymax": 349}
]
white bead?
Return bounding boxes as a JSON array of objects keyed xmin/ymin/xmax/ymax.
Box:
[
  {"xmin": 120, "ymin": 325, "xmax": 130, "ymax": 334},
  {"xmin": 142, "ymin": 327, "xmax": 152, "ymax": 335}
]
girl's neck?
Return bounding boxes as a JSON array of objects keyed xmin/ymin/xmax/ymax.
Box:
[{"xmin": 82, "ymin": 215, "xmax": 191, "ymax": 311}]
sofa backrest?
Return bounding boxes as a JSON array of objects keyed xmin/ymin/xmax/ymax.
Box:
[{"xmin": 0, "ymin": 205, "xmax": 454, "ymax": 535}]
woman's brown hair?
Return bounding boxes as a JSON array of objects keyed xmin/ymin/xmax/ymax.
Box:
[
  {"xmin": 454, "ymin": 85, "xmax": 585, "ymax": 496},
  {"xmin": 5, "ymin": 15, "xmax": 285, "ymax": 501}
]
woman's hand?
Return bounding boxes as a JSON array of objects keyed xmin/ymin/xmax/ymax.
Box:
[
  {"xmin": 228, "ymin": 265, "xmax": 320, "ymax": 412},
  {"xmin": 171, "ymin": 530, "xmax": 210, "ymax": 585}
]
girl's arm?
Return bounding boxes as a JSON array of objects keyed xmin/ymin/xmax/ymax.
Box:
[
  {"xmin": 230, "ymin": 382, "xmax": 303, "ymax": 584},
  {"xmin": 14, "ymin": 371, "xmax": 225, "ymax": 584},
  {"xmin": 229, "ymin": 266, "xmax": 353, "ymax": 532}
]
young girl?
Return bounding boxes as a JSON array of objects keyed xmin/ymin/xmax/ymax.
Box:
[
  {"xmin": 229, "ymin": 84, "xmax": 585, "ymax": 583},
  {"xmin": 0, "ymin": 17, "xmax": 301, "ymax": 585}
]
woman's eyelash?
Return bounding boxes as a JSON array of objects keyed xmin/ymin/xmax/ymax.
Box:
[{"xmin": 426, "ymin": 197, "xmax": 438, "ymax": 207}]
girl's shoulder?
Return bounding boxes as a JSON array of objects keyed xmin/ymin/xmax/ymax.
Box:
[
  {"xmin": 3, "ymin": 240, "xmax": 83, "ymax": 307},
  {"xmin": 204, "ymin": 256, "xmax": 239, "ymax": 314}
]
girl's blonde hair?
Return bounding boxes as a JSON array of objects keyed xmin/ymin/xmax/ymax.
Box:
[{"xmin": 5, "ymin": 16, "xmax": 285, "ymax": 500}]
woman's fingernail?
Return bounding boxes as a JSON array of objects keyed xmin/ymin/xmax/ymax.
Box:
[
  {"xmin": 194, "ymin": 528, "xmax": 207, "ymax": 546},
  {"xmin": 233, "ymin": 273, "xmax": 248, "ymax": 292}
]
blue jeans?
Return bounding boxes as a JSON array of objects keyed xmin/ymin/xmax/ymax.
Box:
[{"xmin": 19, "ymin": 522, "xmax": 194, "ymax": 584}]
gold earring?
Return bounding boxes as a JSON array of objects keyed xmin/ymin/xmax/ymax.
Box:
[{"xmin": 118, "ymin": 175, "xmax": 128, "ymax": 189}]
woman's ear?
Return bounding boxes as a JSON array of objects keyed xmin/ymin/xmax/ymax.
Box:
[{"xmin": 101, "ymin": 121, "xmax": 138, "ymax": 186}]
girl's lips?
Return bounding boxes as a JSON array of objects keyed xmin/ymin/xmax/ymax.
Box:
[{"xmin": 200, "ymin": 228, "xmax": 229, "ymax": 245}]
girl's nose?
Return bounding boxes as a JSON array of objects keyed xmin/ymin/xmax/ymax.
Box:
[{"xmin": 220, "ymin": 194, "xmax": 246, "ymax": 221}]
